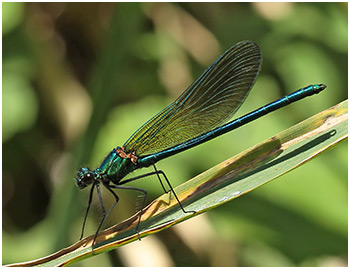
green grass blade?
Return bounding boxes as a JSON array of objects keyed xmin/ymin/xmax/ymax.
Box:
[{"xmin": 6, "ymin": 100, "xmax": 347, "ymax": 267}]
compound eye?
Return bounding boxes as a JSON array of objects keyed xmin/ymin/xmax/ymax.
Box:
[
  {"xmin": 76, "ymin": 167, "xmax": 94, "ymax": 189},
  {"xmin": 84, "ymin": 172, "xmax": 94, "ymax": 184},
  {"xmin": 76, "ymin": 178, "xmax": 86, "ymax": 189}
]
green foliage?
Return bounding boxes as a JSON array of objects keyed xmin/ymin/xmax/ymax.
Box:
[{"xmin": 3, "ymin": 2, "xmax": 347, "ymax": 267}]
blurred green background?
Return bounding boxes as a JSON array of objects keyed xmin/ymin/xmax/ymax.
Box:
[{"xmin": 3, "ymin": 2, "xmax": 347, "ymax": 266}]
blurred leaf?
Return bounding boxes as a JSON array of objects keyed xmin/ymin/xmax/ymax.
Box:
[
  {"xmin": 3, "ymin": 3, "xmax": 347, "ymax": 267},
  {"xmin": 2, "ymin": 2, "xmax": 25, "ymax": 34},
  {"xmin": 2, "ymin": 72, "xmax": 38, "ymax": 141}
]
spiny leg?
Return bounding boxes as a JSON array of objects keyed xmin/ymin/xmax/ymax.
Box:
[
  {"xmin": 92, "ymin": 184, "xmax": 121, "ymax": 246},
  {"xmin": 152, "ymin": 164, "xmax": 196, "ymax": 214},
  {"xmin": 109, "ymin": 184, "xmax": 147, "ymax": 240},
  {"xmin": 119, "ymin": 168, "xmax": 196, "ymax": 215},
  {"xmin": 80, "ymin": 183, "xmax": 96, "ymax": 240},
  {"xmin": 152, "ymin": 164, "xmax": 168, "ymax": 193},
  {"xmin": 104, "ymin": 185, "xmax": 120, "ymax": 220},
  {"xmin": 92, "ymin": 184, "xmax": 108, "ymax": 246}
]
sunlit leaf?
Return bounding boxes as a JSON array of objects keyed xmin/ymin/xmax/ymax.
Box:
[{"xmin": 6, "ymin": 100, "xmax": 347, "ymax": 267}]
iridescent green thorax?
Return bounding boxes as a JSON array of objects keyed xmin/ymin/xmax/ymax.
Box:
[
  {"xmin": 76, "ymin": 147, "xmax": 139, "ymax": 189},
  {"xmin": 98, "ymin": 147, "xmax": 137, "ymax": 184}
]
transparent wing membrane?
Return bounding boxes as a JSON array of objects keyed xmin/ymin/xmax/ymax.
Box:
[{"xmin": 124, "ymin": 41, "xmax": 262, "ymax": 156}]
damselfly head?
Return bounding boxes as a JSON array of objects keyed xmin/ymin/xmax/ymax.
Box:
[{"xmin": 76, "ymin": 167, "xmax": 95, "ymax": 189}]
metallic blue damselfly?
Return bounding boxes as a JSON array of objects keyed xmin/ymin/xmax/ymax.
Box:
[{"xmin": 76, "ymin": 40, "xmax": 326, "ymax": 246}]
